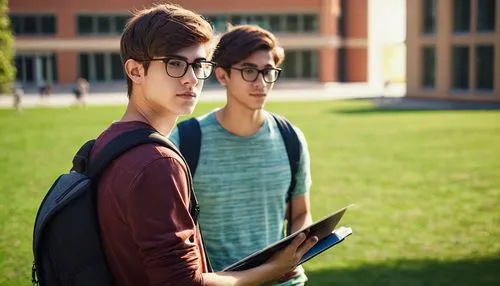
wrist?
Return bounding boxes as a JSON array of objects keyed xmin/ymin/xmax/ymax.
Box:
[{"xmin": 242, "ymin": 263, "xmax": 281, "ymax": 286}]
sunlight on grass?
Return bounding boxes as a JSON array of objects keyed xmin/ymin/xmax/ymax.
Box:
[{"xmin": 0, "ymin": 101, "xmax": 499, "ymax": 285}]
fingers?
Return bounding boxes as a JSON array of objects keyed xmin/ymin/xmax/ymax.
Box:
[
  {"xmin": 296, "ymin": 235, "xmax": 318, "ymax": 257},
  {"xmin": 289, "ymin": 232, "xmax": 307, "ymax": 249}
]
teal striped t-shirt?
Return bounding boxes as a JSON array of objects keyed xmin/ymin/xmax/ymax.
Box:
[{"xmin": 170, "ymin": 110, "xmax": 312, "ymax": 285}]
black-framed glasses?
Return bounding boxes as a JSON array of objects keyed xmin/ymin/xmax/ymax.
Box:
[
  {"xmin": 145, "ymin": 56, "xmax": 216, "ymax": 80},
  {"xmin": 230, "ymin": 66, "xmax": 282, "ymax": 83}
]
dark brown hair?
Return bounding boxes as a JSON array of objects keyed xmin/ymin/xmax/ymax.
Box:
[
  {"xmin": 120, "ymin": 3, "xmax": 214, "ymax": 96},
  {"xmin": 212, "ymin": 25, "xmax": 284, "ymax": 71}
]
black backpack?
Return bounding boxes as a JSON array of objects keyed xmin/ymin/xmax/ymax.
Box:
[
  {"xmin": 32, "ymin": 128, "xmax": 205, "ymax": 286},
  {"xmin": 176, "ymin": 113, "xmax": 301, "ymax": 236}
]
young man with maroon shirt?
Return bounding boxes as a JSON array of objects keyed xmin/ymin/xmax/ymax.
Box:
[{"xmin": 90, "ymin": 4, "xmax": 317, "ymax": 286}]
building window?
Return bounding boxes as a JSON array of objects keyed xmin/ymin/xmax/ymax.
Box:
[
  {"xmin": 39, "ymin": 55, "xmax": 58, "ymax": 83},
  {"xmin": 77, "ymin": 16, "xmax": 93, "ymax": 35},
  {"xmin": 206, "ymin": 15, "xmax": 229, "ymax": 32},
  {"xmin": 242, "ymin": 16, "xmax": 254, "ymax": 25},
  {"xmin": 79, "ymin": 54, "xmax": 90, "ymax": 80},
  {"xmin": 111, "ymin": 54, "xmax": 125, "ymax": 80},
  {"xmin": 422, "ymin": 0, "xmax": 437, "ymax": 34},
  {"xmin": 230, "ymin": 15, "xmax": 242, "ymax": 25},
  {"xmin": 24, "ymin": 16, "xmax": 37, "ymax": 34},
  {"xmin": 11, "ymin": 15, "xmax": 21, "ymax": 34},
  {"xmin": 337, "ymin": 48, "xmax": 347, "ymax": 82},
  {"xmin": 94, "ymin": 53, "xmax": 106, "ymax": 81},
  {"xmin": 475, "ymin": 45, "xmax": 494, "ymax": 90},
  {"xmin": 77, "ymin": 14, "xmax": 129, "ymax": 35},
  {"xmin": 269, "ymin": 15, "xmax": 283, "ymax": 32},
  {"xmin": 285, "ymin": 15, "xmax": 299, "ymax": 32},
  {"xmin": 421, "ymin": 46, "xmax": 436, "ymax": 88},
  {"xmin": 251, "ymin": 15, "xmax": 266, "ymax": 29},
  {"xmin": 97, "ymin": 16, "xmax": 111, "ymax": 34},
  {"xmin": 14, "ymin": 54, "xmax": 57, "ymax": 84},
  {"xmin": 15, "ymin": 57, "xmax": 23, "ymax": 82},
  {"xmin": 24, "ymin": 57, "xmax": 34, "ymax": 82},
  {"xmin": 40, "ymin": 15, "xmax": 56, "ymax": 34},
  {"xmin": 10, "ymin": 14, "xmax": 56, "ymax": 35},
  {"xmin": 453, "ymin": 0, "xmax": 471, "ymax": 33},
  {"xmin": 301, "ymin": 50, "xmax": 318, "ymax": 78},
  {"xmin": 282, "ymin": 51, "xmax": 298, "ymax": 78},
  {"xmin": 477, "ymin": 0, "xmax": 496, "ymax": 32},
  {"xmin": 303, "ymin": 14, "xmax": 318, "ymax": 32},
  {"xmin": 205, "ymin": 13, "xmax": 319, "ymax": 33},
  {"xmin": 115, "ymin": 15, "xmax": 129, "ymax": 33},
  {"xmin": 79, "ymin": 52, "xmax": 124, "ymax": 82},
  {"xmin": 451, "ymin": 46, "xmax": 469, "ymax": 90},
  {"xmin": 281, "ymin": 50, "xmax": 318, "ymax": 79}
]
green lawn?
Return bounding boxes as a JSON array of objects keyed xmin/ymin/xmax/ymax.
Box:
[{"xmin": 0, "ymin": 100, "xmax": 499, "ymax": 285}]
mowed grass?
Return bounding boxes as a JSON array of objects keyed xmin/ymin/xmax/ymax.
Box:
[{"xmin": 0, "ymin": 100, "xmax": 499, "ymax": 286}]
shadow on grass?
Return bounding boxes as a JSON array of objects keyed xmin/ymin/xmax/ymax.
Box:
[
  {"xmin": 333, "ymin": 97, "xmax": 500, "ymax": 115},
  {"xmin": 305, "ymin": 256, "xmax": 500, "ymax": 286},
  {"xmin": 333, "ymin": 107, "xmax": 443, "ymax": 115}
]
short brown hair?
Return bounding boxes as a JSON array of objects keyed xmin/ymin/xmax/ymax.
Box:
[
  {"xmin": 120, "ymin": 3, "xmax": 214, "ymax": 96},
  {"xmin": 212, "ymin": 25, "xmax": 284, "ymax": 70}
]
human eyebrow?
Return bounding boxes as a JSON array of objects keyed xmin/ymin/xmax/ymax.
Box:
[
  {"xmin": 193, "ymin": 57, "xmax": 208, "ymax": 62},
  {"xmin": 239, "ymin": 62, "xmax": 258, "ymax": 67},
  {"xmin": 167, "ymin": 55, "xmax": 208, "ymax": 62},
  {"xmin": 165, "ymin": 55, "xmax": 187, "ymax": 61},
  {"xmin": 239, "ymin": 63, "xmax": 276, "ymax": 69}
]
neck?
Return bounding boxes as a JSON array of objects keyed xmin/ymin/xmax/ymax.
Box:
[
  {"xmin": 216, "ymin": 101, "xmax": 267, "ymax": 137},
  {"xmin": 121, "ymin": 93, "xmax": 177, "ymax": 136}
]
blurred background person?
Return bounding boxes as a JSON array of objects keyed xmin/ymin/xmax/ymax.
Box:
[{"xmin": 72, "ymin": 77, "xmax": 89, "ymax": 106}]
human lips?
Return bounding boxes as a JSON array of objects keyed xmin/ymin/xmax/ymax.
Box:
[
  {"xmin": 177, "ymin": 91, "xmax": 197, "ymax": 98},
  {"xmin": 250, "ymin": 92, "xmax": 266, "ymax": 97}
]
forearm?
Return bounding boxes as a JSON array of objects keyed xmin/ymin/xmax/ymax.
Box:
[
  {"xmin": 202, "ymin": 264, "xmax": 278, "ymax": 286},
  {"xmin": 290, "ymin": 211, "xmax": 313, "ymax": 234},
  {"xmin": 202, "ymin": 230, "xmax": 318, "ymax": 286}
]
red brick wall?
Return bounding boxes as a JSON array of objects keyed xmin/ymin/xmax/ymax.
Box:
[
  {"xmin": 345, "ymin": 48, "xmax": 367, "ymax": 82},
  {"xmin": 57, "ymin": 51, "xmax": 77, "ymax": 84},
  {"xmin": 11, "ymin": 0, "xmax": 369, "ymax": 84},
  {"xmin": 343, "ymin": 0, "xmax": 367, "ymax": 81}
]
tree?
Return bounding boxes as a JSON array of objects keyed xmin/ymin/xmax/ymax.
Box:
[{"xmin": 0, "ymin": 0, "xmax": 15, "ymax": 94}]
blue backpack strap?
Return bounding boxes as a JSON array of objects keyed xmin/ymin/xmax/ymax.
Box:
[
  {"xmin": 271, "ymin": 113, "xmax": 301, "ymax": 236},
  {"xmin": 177, "ymin": 118, "xmax": 202, "ymax": 176}
]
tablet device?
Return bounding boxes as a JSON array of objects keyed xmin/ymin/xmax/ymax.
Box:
[
  {"xmin": 299, "ymin": 226, "xmax": 352, "ymax": 265},
  {"xmin": 223, "ymin": 205, "xmax": 352, "ymax": 272}
]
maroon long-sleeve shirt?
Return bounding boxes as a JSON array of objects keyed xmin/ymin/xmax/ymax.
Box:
[{"xmin": 92, "ymin": 121, "xmax": 208, "ymax": 286}]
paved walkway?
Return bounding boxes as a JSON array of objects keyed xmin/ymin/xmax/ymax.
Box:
[{"xmin": 0, "ymin": 83, "xmax": 405, "ymax": 109}]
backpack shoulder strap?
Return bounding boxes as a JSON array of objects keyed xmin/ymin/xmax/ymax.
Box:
[
  {"xmin": 71, "ymin": 139, "xmax": 96, "ymax": 174},
  {"xmin": 177, "ymin": 118, "xmax": 202, "ymax": 176},
  {"xmin": 86, "ymin": 128, "xmax": 200, "ymax": 222},
  {"xmin": 271, "ymin": 113, "xmax": 301, "ymax": 201},
  {"xmin": 88, "ymin": 127, "xmax": 212, "ymax": 271},
  {"xmin": 271, "ymin": 113, "xmax": 301, "ymax": 236},
  {"xmin": 87, "ymin": 128, "xmax": 178, "ymax": 179}
]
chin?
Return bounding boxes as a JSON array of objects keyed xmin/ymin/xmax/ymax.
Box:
[
  {"xmin": 249, "ymin": 103, "xmax": 266, "ymax": 111},
  {"xmin": 176, "ymin": 106, "xmax": 196, "ymax": 116}
]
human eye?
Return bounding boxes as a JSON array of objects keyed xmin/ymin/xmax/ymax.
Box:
[
  {"xmin": 263, "ymin": 69, "xmax": 274, "ymax": 76},
  {"xmin": 243, "ymin": 68, "xmax": 257, "ymax": 76},
  {"xmin": 167, "ymin": 59, "xmax": 184, "ymax": 68},
  {"xmin": 192, "ymin": 61, "xmax": 203, "ymax": 70}
]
